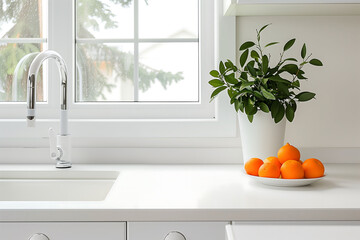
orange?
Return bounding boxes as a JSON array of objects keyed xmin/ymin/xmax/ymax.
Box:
[
  {"xmin": 258, "ymin": 163, "xmax": 281, "ymax": 178},
  {"xmin": 302, "ymin": 158, "xmax": 325, "ymax": 178},
  {"xmin": 264, "ymin": 156, "xmax": 282, "ymax": 169},
  {"xmin": 277, "ymin": 143, "xmax": 301, "ymax": 164},
  {"xmin": 244, "ymin": 158, "xmax": 263, "ymax": 176},
  {"xmin": 280, "ymin": 160, "xmax": 304, "ymax": 179}
]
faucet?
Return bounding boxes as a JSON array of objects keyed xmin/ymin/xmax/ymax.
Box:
[
  {"xmin": 13, "ymin": 52, "xmax": 39, "ymax": 101},
  {"xmin": 27, "ymin": 50, "xmax": 72, "ymax": 168}
]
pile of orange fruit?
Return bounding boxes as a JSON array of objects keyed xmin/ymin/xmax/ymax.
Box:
[{"xmin": 244, "ymin": 143, "xmax": 325, "ymax": 179}]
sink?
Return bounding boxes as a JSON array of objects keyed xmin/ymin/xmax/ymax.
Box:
[{"xmin": 0, "ymin": 171, "xmax": 119, "ymax": 201}]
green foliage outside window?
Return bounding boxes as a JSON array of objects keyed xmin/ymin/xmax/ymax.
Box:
[{"xmin": 0, "ymin": 0, "xmax": 183, "ymax": 102}]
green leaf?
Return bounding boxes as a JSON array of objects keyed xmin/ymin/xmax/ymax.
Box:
[
  {"xmin": 271, "ymin": 101, "xmax": 280, "ymax": 119},
  {"xmin": 277, "ymin": 83, "xmax": 290, "ymax": 96},
  {"xmin": 240, "ymin": 72, "xmax": 248, "ymax": 81},
  {"xmin": 261, "ymin": 87, "xmax": 276, "ymax": 100},
  {"xmin": 240, "ymin": 89, "xmax": 253, "ymax": 96},
  {"xmin": 219, "ymin": 61, "xmax": 225, "ymax": 74},
  {"xmin": 262, "ymin": 55, "xmax": 269, "ymax": 74},
  {"xmin": 246, "ymin": 60, "xmax": 255, "ymax": 69},
  {"xmin": 228, "ymin": 88, "xmax": 236, "ymax": 99},
  {"xmin": 283, "ymin": 38, "xmax": 296, "ymax": 51},
  {"xmin": 239, "ymin": 100, "xmax": 245, "ymax": 112},
  {"xmin": 234, "ymin": 100, "xmax": 240, "ymax": 112},
  {"xmin": 240, "ymin": 49, "xmax": 249, "ymax": 67},
  {"xmin": 266, "ymin": 67, "xmax": 278, "ymax": 76},
  {"xmin": 275, "ymin": 104, "xmax": 285, "ymax": 123},
  {"xmin": 225, "ymin": 60, "xmax": 235, "ymax": 69},
  {"xmin": 292, "ymin": 80, "xmax": 300, "ymax": 88},
  {"xmin": 210, "ymin": 86, "xmax": 227, "ymax": 100},
  {"xmin": 247, "ymin": 64, "xmax": 257, "ymax": 77},
  {"xmin": 309, "ymin": 59, "xmax": 323, "ymax": 66},
  {"xmin": 247, "ymin": 114, "xmax": 254, "ymax": 123},
  {"xmin": 283, "ymin": 58, "xmax": 298, "ymax": 62},
  {"xmin": 265, "ymin": 42, "xmax": 279, "ymax": 48},
  {"xmin": 259, "ymin": 24, "xmax": 271, "ymax": 34},
  {"xmin": 281, "ymin": 64, "xmax": 298, "ymax": 75},
  {"xmin": 259, "ymin": 102, "xmax": 270, "ymax": 113},
  {"xmin": 286, "ymin": 104, "xmax": 295, "ymax": 122},
  {"xmin": 269, "ymin": 75, "xmax": 291, "ymax": 84},
  {"xmin": 290, "ymin": 99, "xmax": 297, "ymax": 112},
  {"xmin": 296, "ymin": 92, "xmax": 316, "ymax": 102},
  {"xmin": 253, "ymin": 91, "xmax": 265, "ymax": 100},
  {"xmin": 208, "ymin": 79, "xmax": 224, "ymax": 87},
  {"xmin": 224, "ymin": 73, "xmax": 238, "ymax": 84},
  {"xmin": 240, "ymin": 81, "xmax": 254, "ymax": 91},
  {"xmin": 239, "ymin": 41, "xmax": 255, "ymax": 51},
  {"xmin": 301, "ymin": 44, "xmax": 306, "ymax": 59},
  {"xmin": 251, "ymin": 50, "xmax": 260, "ymax": 59},
  {"xmin": 245, "ymin": 98, "xmax": 257, "ymax": 115},
  {"xmin": 297, "ymin": 74, "xmax": 307, "ymax": 80},
  {"xmin": 261, "ymin": 78, "xmax": 269, "ymax": 85},
  {"xmin": 250, "ymin": 107, "xmax": 258, "ymax": 116},
  {"xmin": 210, "ymin": 70, "xmax": 219, "ymax": 78},
  {"xmin": 231, "ymin": 92, "xmax": 238, "ymax": 100}
]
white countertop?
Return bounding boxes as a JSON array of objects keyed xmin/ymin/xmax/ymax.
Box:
[{"xmin": 0, "ymin": 164, "xmax": 359, "ymax": 221}]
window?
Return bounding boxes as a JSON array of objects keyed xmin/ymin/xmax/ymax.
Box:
[
  {"xmin": 73, "ymin": 0, "xmax": 212, "ymax": 120},
  {"xmin": 0, "ymin": 0, "xmax": 237, "ymax": 140},
  {"xmin": 0, "ymin": 0, "xmax": 48, "ymax": 102},
  {"xmin": 76, "ymin": 0, "xmax": 199, "ymax": 102}
]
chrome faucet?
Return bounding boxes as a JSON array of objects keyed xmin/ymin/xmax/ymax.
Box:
[
  {"xmin": 13, "ymin": 52, "xmax": 39, "ymax": 101},
  {"xmin": 27, "ymin": 50, "xmax": 72, "ymax": 168}
]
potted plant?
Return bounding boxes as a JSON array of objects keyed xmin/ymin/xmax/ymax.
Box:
[{"xmin": 209, "ymin": 24, "xmax": 323, "ymax": 163}]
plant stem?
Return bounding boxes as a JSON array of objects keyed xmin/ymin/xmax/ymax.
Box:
[{"xmin": 292, "ymin": 53, "xmax": 312, "ymax": 82}]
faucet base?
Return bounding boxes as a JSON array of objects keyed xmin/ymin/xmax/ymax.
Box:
[{"xmin": 56, "ymin": 161, "xmax": 72, "ymax": 169}]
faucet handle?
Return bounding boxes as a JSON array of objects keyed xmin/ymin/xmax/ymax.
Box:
[{"xmin": 49, "ymin": 128, "xmax": 60, "ymax": 160}]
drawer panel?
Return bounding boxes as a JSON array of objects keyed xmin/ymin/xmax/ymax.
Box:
[
  {"xmin": 129, "ymin": 222, "xmax": 226, "ymax": 240},
  {"xmin": 0, "ymin": 222, "xmax": 126, "ymax": 240},
  {"xmin": 227, "ymin": 221, "xmax": 360, "ymax": 240}
]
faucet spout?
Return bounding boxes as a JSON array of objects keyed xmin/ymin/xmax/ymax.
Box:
[
  {"xmin": 26, "ymin": 74, "xmax": 36, "ymax": 127},
  {"xmin": 27, "ymin": 50, "xmax": 69, "ymax": 135},
  {"xmin": 27, "ymin": 50, "xmax": 71, "ymax": 168}
]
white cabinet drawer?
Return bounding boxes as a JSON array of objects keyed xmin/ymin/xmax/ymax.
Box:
[
  {"xmin": 227, "ymin": 222, "xmax": 360, "ymax": 240},
  {"xmin": 129, "ymin": 222, "xmax": 226, "ymax": 240},
  {"xmin": 0, "ymin": 222, "xmax": 126, "ymax": 240}
]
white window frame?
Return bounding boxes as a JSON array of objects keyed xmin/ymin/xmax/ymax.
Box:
[{"xmin": 0, "ymin": 0, "xmax": 237, "ymax": 142}]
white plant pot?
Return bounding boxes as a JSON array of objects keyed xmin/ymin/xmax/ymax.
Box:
[{"xmin": 238, "ymin": 111, "xmax": 286, "ymax": 163}]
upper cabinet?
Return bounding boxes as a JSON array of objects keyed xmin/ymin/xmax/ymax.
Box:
[{"xmin": 224, "ymin": 0, "xmax": 360, "ymax": 16}]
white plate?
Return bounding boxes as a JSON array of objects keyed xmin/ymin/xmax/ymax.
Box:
[{"xmin": 242, "ymin": 169, "xmax": 326, "ymax": 187}]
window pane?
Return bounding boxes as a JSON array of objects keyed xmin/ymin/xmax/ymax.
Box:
[
  {"xmin": 75, "ymin": 0, "xmax": 200, "ymax": 103},
  {"xmin": 0, "ymin": 43, "xmax": 46, "ymax": 102},
  {"xmin": 0, "ymin": 0, "xmax": 47, "ymax": 102},
  {"xmin": 139, "ymin": 43, "xmax": 198, "ymax": 102},
  {"xmin": 139, "ymin": 0, "xmax": 198, "ymax": 39},
  {"xmin": 76, "ymin": 43, "xmax": 134, "ymax": 101},
  {"xmin": 0, "ymin": 0, "xmax": 46, "ymax": 38},
  {"xmin": 76, "ymin": 0, "xmax": 134, "ymax": 39}
]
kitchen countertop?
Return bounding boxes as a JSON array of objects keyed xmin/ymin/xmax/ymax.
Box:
[{"xmin": 0, "ymin": 164, "xmax": 359, "ymax": 222}]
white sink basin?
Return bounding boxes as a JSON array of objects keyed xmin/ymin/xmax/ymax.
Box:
[{"xmin": 0, "ymin": 171, "xmax": 119, "ymax": 201}]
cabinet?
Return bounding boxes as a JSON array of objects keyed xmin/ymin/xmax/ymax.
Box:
[
  {"xmin": 128, "ymin": 222, "xmax": 227, "ymax": 240},
  {"xmin": 226, "ymin": 222, "xmax": 360, "ymax": 240},
  {"xmin": 0, "ymin": 222, "xmax": 126, "ymax": 240},
  {"xmin": 224, "ymin": 0, "xmax": 360, "ymax": 16}
]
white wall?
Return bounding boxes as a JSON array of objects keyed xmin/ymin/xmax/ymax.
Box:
[{"xmin": 237, "ymin": 16, "xmax": 360, "ymax": 148}]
